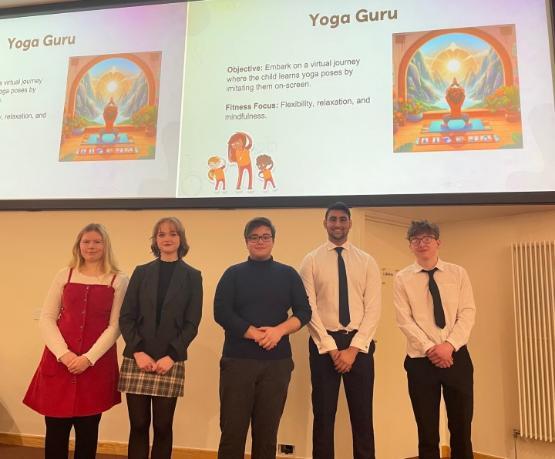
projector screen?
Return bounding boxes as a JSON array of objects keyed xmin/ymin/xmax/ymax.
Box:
[{"xmin": 1, "ymin": 0, "xmax": 555, "ymax": 209}]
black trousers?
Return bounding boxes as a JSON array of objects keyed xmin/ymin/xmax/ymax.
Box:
[
  {"xmin": 404, "ymin": 346, "xmax": 474, "ymax": 459},
  {"xmin": 44, "ymin": 414, "xmax": 101, "ymax": 459},
  {"xmin": 309, "ymin": 334, "xmax": 375, "ymax": 459},
  {"xmin": 125, "ymin": 393, "xmax": 178, "ymax": 459},
  {"xmin": 218, "ymin": 357, "xmax": 293, "ymax": 459}
]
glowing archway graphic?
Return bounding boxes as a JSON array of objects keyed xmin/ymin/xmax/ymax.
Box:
[
  {"xmin": 397, "ymin": 28, "xmax": 514, "ymax": 100},
  {"xmin": 67, "ymin": 53, "xmax": 157, "ymax": 116}
]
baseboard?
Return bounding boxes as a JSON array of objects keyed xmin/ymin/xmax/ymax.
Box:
[
  {"xmin": 441, "ymin": 445, "xmax": 503, "ymax": 459},
  {"xmin": 0, "ymin": 433, "xmax": 296, "ymax": 459}
]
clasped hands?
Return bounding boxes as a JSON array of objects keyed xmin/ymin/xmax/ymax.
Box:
[
  {"xmin": 329, "ymin": 347, "xmax": 359, "ymax": 374},
  {"xmin": 59, "ymin": 351, "xmax": 92, "ymax": 375},
  {"xmin": 245, "ymin": 325, "xmax": 284, "ymax": 350},
  {"xmin": 426, "ymin": 342, "xmax": 454, "ymax": 368},
  {"xmin": 133, "ymin": 352, "xmax": 174, "ymax": 375}
]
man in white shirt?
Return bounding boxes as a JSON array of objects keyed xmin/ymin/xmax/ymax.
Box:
[
  {"xmin": 299, "ymin": 202, "xmax": 381, "ymax": 459},
  {"xmin": 393, "ymin": 220, "xmax": 476, "ymax": 459}
]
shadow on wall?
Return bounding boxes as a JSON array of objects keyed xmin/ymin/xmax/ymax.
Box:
[{"xmin": 0, "ymin": 398, "xmax": 19, "ymax": 434}]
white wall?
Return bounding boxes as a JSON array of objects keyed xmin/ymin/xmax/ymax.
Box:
[{"xmin": 1, "ymin": 207, "xmax": 555, "ymax": 458}]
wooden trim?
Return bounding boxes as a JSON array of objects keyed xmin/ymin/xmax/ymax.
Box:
[
  {"xmin": 0, "ymin": 433, "xmax": 296, "ymax": 459},
  {"xmin": 441, "ymin": 445, "xmax": 504, "ymax": 459}
]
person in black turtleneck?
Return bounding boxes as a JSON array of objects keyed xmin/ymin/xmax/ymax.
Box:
[
  {"xmin": 119, "ymin": 217, "xmax": 203, "ymax": 459},
  {"xmin": 214, "ymin": 217, "xmax": 311, "ymax": 459}
]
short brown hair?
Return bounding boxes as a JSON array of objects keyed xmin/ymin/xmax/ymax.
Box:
[
  {"xmin": 150, "ymin": 217, "xmax": 189, "ymax": 258},
  {"xmin": 407, "ymin": 220, "xmax": 440, "ymax": 240},
  {"xmin": 243, "ymin": 217, "xmax": 276, "ymax": 240}
]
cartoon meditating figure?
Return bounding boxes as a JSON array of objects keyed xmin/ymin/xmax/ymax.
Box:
[
  {"xmin": 228, "ymin": 132, "xmax": 253, "ymax": 191},
  {"xmin": 208, "ymin": 156, "xmax": 226, "ymax": 191},
  {"xmin": 256, "ymin": 154, "xmax": 276, "ymax": 190}
]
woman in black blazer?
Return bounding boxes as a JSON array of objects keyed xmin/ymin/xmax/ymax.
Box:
[{"xmin": 119, "ymin": 217, "xmax": 203, "ymax": 459}]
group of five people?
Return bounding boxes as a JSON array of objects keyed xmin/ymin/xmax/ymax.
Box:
[{"xmin": 23, "ymin": 202, "xmax": 475, "ymax": 459}]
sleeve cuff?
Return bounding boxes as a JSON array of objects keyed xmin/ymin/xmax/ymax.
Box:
[
  {"xmin": 350, "ymin": 335, "xmax": 372, "ymax": 353},
  {"xmin": 313, "ymin": 335, "xmax": 338, "ymax": 354}
]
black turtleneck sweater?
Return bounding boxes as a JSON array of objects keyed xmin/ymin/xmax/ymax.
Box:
[{"xmin": 214, "ymin": 257, "xmax": 311, "ymax": 360}]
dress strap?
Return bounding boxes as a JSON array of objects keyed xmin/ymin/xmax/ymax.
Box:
[
  {"xmin": 110, "ymin": 273, "xmax": 117, "ymax": 287},
  {"xmin": 67, "ymin": 267, "xmax": 74, "ymax": 283}
]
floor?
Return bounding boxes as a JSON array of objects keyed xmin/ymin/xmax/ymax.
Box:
[{"xmin": 0, "ymin": 443, "xmax": 122, "ymax": 459}]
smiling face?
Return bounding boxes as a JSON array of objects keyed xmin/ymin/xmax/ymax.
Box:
[
  {"xmin": 79, "ymin": 230, "xmax": 105, "ymax": 265},
  {"xmin": 246, "ymin": 224, "xmax": 274, "ymax": 261},
  {"xmin": 156, "ymin": 221, "xmax": 180, "ymax": 261},
  {"xmin": 324, "ymin": 209, "xmax": 352, "ymax": 246}
]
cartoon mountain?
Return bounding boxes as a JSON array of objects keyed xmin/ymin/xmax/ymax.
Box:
[
  {"xmin": 468, "ymin": 49, "xmax": 503, "ymax": 100},
  {"xmin": 75, "ymin": 74, "xmax": 100, "ymax": 120},
  {"xmin": 407, "ymin": 51, "xmax": 441, "ymax": 103},
  {"xmin": 118, "ymin": 74, "xmax": 148, "ymax": 118}
]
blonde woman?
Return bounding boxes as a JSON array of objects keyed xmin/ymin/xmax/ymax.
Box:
[{"xmin": 24, "ymin": 223, "xmax": 129, "ymax": 459}]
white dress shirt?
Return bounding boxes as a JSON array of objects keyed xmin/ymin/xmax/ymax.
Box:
[
  {"xmin": 40, "ymin": 267, "xmax": 129, "ymax": 364},
  {"xmin": 393, "ymin": 259, "xmax": 476, "ymax": 357},
  {"xmin": 299, "ymin": 241, "xmax": 382, "ymax": 354}
]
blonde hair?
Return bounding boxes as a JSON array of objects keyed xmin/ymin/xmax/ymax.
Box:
[
  {"xmin": 69, "ymin": 223, "xmax": 119, "ymax": 274},
  {"xmin": 150, "ymin": 217, "xmax": 189, "ymax": 258}
]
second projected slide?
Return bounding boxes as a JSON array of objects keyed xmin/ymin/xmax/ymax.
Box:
[
  {"xmin": 178, "ymin": 0, "xmax": 555, "ymax": 198},
  {"xmin": 0, "ymin": 2, "xmax": 186, "ymax": 199}
]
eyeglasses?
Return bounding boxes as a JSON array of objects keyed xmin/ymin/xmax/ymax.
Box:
[
  {"xmin": 409, "ymin": 235, "xmax": 437, "ymax": 246},
  {"xmin": 247, "ymin": 234, "xmax": 273, "ymax": 243}
]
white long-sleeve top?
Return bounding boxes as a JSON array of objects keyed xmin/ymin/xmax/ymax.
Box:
[
  {"xmin": 393, "ymin": 259, "xmax": 476, "ymax": 357},
  {"xmin": 39, "ymin": 267, "xmax": 129, "ymax": 364},
  {"xmin": 299, "ymin": 241, "xmax": 382, "ymax": 354}
]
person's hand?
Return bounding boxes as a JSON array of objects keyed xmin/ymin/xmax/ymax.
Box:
[
  {"xmin": 332, "ymin": 347, "xmax": 359, "ymax": 373},
  {"xmin": 134, "ymin": 351, "xmax": 157, "ymax": 372},
  {"xmin": 67, "ymin": 355, "xmax": 92, "ymax": 374},
  {"xmin": 155, "ymin": 356, "xmax": 175, "ymax": 375},
  {"xmin": 426, "ymin": 342, "xmax": 454, "ymax": 368},
  {"xmin": 244, "ymin": 326, "xmax": 265, "ymax": 342},
  {"xmin": 59, "ymin": 351, "xmax": 78, "ymax": 368},
  {"xmin": 256, "ymin": 326, "xmax": 285, "ymax": 350}
]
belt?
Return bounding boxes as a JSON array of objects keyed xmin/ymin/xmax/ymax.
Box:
[{"xmin": 327, "ymin": 329, "xmax": 357, "ymax": 336}]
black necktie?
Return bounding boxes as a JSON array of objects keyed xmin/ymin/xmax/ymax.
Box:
[
  {"xmin": 424, "ymin": 268, "xmax": 446, "ymax": 328},
  {"xmin": 335, "ymin": 247, "xmax": 350, "ymax": 327}
]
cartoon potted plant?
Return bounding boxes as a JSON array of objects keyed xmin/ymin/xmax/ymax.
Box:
[
  {"xmin": 402, "ymin": 99, "xmax": 425, "ymax": 122},
  {"xmin": 393, "ymin": 110, "xmax": 405, "ymax": 134},
  {"xmin": 64, "ymin": 115, "xmax": 88, "ymax": 136},
  {"xmin": 486, "ymin": 86, "xmax": 520, "ymax": 122},
  {"xmin": 132, "ymin": 105, "xmax": 158, "ymax": 136}
]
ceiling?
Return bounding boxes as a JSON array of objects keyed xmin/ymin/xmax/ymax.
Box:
[
  {"xmin": 364, "ymin": 204, "xmax": 555, "ymax": 225},
  {"xmin": 0, "ymin": 0, "xmax": 74, "ymax": 7}
]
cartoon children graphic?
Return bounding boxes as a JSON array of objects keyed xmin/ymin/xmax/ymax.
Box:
[
  {"xmin": 256, "ymin": 154, "xmax": 275, "ymax": 190},
  {"xmin": 227, "ymin": 132, "xmax": 253, "ymax": 190},
  {"xmin": 208, "ymin": 155, "xmax": 226, "ymax": 191}
]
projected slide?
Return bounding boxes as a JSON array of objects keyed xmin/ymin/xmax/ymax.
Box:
[
  {"xmin": 59, "ymin": 52, "xmax": 162, "ymax": 162},
  {"xmin": 0, "ymin": 2, "xmax": 185, "ymax": 199},
  {"xmin": 178, "ymin": 0, "xmax": 555, "ymax": 198}
]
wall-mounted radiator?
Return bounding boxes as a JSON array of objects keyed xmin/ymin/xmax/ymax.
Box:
[{"xmin": 512, "ymin": 242, "xmax": 555, "ymax": 442}]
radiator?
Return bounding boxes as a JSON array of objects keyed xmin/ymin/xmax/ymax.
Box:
[{"xmin": 512, "ymin": 242, "xmax": 555, "ymax": 442}]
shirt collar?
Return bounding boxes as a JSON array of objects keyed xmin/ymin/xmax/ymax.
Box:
[
  {"xmin": 411, "ymin": 258, "xmax": 445, "ymax": 272},
  {"xmin": 325, "ymin": 240, "xmax": 351, "ymax": 251}
]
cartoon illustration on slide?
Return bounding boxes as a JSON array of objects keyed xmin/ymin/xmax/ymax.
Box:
[
  {"xmin": 59, "ymin": 51, "xmax": 162, "ymax": 161},
  {"xmin": 227, "ymin": 132, "xmax": 253, "ymax": 190},
  {"xmin": 392, "ymin": 24, "xmax": 523, "ymax": 152},
  {"xmin": 256, "ymin": 154, "xmax": 276, "ymax": 190},
  {"xmin": 208, "ymin": 155, "xmax": 227, "ymax": 191}
]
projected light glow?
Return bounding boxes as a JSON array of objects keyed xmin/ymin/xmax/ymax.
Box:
[{"xmin": 0, "ymin": 0, "xmax": 554, "ymax": 209}]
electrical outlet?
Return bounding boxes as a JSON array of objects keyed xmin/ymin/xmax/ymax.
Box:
[{"xmin": 278, "ymin": 444, "xmax": 295, "ymax": 454}]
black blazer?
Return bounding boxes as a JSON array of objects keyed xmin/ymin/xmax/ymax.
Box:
[{"xmin": 119, "ymin": 258, "xmax": 203, "ymax": 361}]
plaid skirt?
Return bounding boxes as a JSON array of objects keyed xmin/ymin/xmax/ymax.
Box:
[{"xmin": 118, "ymin": 357, "xmax": 185, "ymax": 398}]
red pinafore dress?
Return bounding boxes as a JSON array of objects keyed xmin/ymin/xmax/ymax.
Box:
[{"xmin": 23, "ymin": 269, "xmax": 121, "ymax": 417}]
